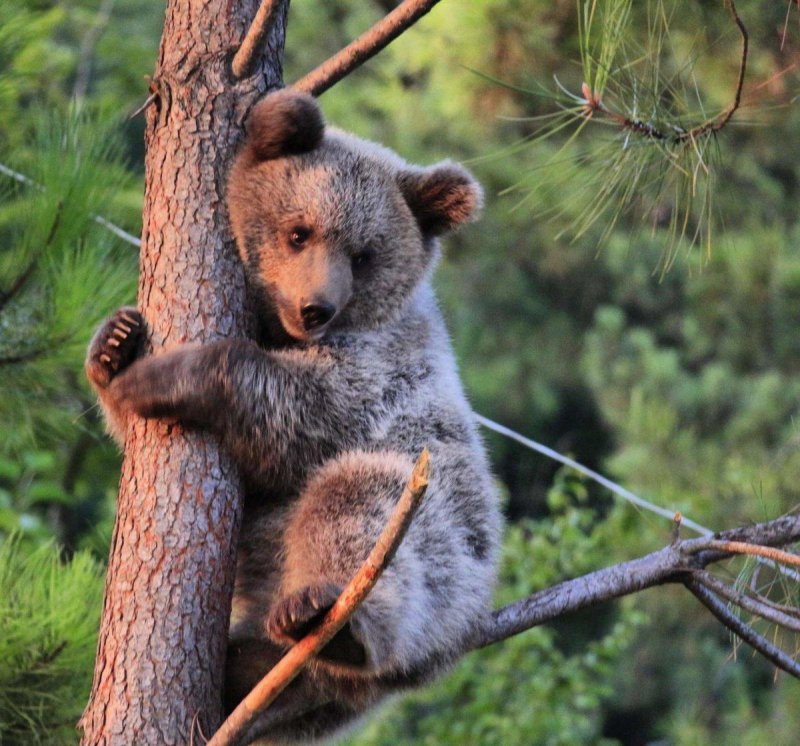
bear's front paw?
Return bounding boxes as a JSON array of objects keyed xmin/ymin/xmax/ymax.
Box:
[
  {"xmin": 86, "ymin": 307, "xmax": 145, "ymax": 389},
  {"xmin": 267, "ymin": 584, "xmax": 367, "ymax": 667}
]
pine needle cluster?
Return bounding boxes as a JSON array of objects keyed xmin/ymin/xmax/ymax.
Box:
[
  {"xmin": 0, "ymin": 109, "xmax": 137, "ymax": 452},
  {"xmin": 493, "ymin": 0, "xmax": 748, "ymax": 267},
  {"xmin": 0, "ymin": 537, "xmax": 104, "ymax": 744}
]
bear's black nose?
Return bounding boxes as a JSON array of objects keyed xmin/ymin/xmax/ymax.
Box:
[{"xmin": 301, "ymin": 302, "xmax": 336, "ymax": 331}]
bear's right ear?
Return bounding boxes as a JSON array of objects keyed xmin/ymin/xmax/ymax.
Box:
[
  {"xmin": 397, "ymin": 161, "xmax": 483, "ymax": 236},
  {"xmin": 245, "ymin": 89, "xmax": 325, "ymax": 161}
]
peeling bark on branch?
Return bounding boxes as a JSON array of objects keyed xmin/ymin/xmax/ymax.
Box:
[{"xmin": 79, "ymin": 2, "xmax": 290, "ymax": 742}]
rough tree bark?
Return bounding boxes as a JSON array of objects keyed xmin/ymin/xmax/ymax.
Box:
[{"xmin": 79, "ymin": 1, "xmax": 290, "ymax": 742}]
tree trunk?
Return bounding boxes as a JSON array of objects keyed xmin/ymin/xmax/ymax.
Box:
[{"xmin": 80, "ymin": 2, "xmax": 290, "ymax": 742}]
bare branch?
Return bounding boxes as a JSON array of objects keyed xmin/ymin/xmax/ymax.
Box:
[
  {"xmin": 232, "ymin": 0, "xmax": 282, "ymax": 79},
  {"xmin": 689, "ymin": 540, "xmax": 800, "ymax": 568},
  {"xmin": 293, "ymin": 0, "xmax": 443, "ymax": 97},
  {"xmin": 472, "ymin": 513, "xmax": 800, "ymax": 675},
  {"xmin": 472, "ymin": 543, "xmax": 685, "ymax": 649},
  {"xmin": 207, "ymin": 450, "xmax": 431, "ymax": 746},
  {"xmin": 693, "ymin": 571, "xmax": 800, "ymax": 633},
  {"xmin": 685, "ymin": 579, "xmax": 800, "ymax": 678}
]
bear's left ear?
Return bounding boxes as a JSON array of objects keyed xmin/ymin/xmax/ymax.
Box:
[
  {"xmin": 397, "ymin": 161, "xmax": 483, "ymax": 236},
  {"xmin": 245, "ymin": 88, "xmax": 325, "ymax": 161}
]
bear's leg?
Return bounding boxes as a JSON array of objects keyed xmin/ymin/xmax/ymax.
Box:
[{"xmin": 268, "ymin": 450, "xmax": 424, "ymax": 675}]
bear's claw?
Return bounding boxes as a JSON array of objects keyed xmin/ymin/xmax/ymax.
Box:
[{"xmin": 86, "ymin": 307, "xmax": 145, "ymax": 389}]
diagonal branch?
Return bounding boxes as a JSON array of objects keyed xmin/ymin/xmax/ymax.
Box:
[
  {"xmin": 207, "ymin": 450, "xmax": 431, "ymax": 746},
  {"xmin": 232, "ymin": 0, "xmax": 282, "ymax": 79},
  {"xmin": 472, "ymin": 543, "xmax": 686, "ymax": 649},
  {"xmin": 293, "ymin": 0, "xmax": 443, "ymax": 97},
  {"xmin": 685, "ymin": 579, "xmax": 800, "ymax": 677}
]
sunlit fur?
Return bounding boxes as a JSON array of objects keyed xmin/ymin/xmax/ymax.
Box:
[{"xmin": 86, "ymin": 90, "xmax": 501, "ymax": 744}]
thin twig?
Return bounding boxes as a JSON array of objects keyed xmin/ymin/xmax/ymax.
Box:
[
  {"xmin": 207, "ymin": 450, "xmax": 431, "ymax": 746},
  {"xmin": 746, "ymin": 589, "xmax": 800, "ymax": 620},
  {"xmin": 73, "ymin": 0, "xmax": 116, "ymax": 99},
  {"xmin": 693, "ymin": 570, "xmax": 800, "ymax": 633},
  {"xmin": 685, "ymin": 579, "xmax": 800, "ymax": 678},
  {"xmin": 293, "ymin": 0, "xmax": 443, "ymax": 97},
  {"xmin": 128, "ymin": 92, "xmax": 157, "ymax": 121},
  {"xmin": 231, "ymin": 0, "xmax": 281, "ymax": 79},
  {"xmin": 690, "ymin": 540, "xmax": 800, "ymax": 568},
  {"xmin": 698, "ymin": 0, "xmax": 748, "ymax": 136}
]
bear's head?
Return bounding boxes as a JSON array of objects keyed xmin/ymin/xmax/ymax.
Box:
[{"xmin": 227, "ymin": 89, "xmax": 482, "ymax": 343}]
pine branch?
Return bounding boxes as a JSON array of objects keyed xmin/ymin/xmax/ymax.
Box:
[
  {"xmin": 581, "ymin": 0, "xmax": 749, "ymax": 144},
  {"xmin": 207, "ymin": 450, "xmax": 431, "ymax": 746},
  {"xmin": 292, "ymin": 0, "xmax": 443, "ymax": 97},
  {"xmin": 0, "ymin": 200, "xmax": 62, "ymax": 314}
]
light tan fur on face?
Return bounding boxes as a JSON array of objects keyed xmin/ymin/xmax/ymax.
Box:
[{"xmin": 227, "ymin": 112, "xmax": 480, "ymax": 343}]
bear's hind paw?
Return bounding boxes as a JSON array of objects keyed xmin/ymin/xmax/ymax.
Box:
[{"xmin": 267, "ymin": 584, "xmax": 367, "ymax": 667}]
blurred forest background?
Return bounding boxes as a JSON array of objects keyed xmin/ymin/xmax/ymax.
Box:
[{"xmin": 2, "ymin": 0, "xmax": 800, "ymax": 743}]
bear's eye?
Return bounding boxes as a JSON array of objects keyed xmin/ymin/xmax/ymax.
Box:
[
  {"xmin": 288, "ymin": 226, "xmax": 312, "ymax": 249},
  {"xmin": 351, "ymin": 249, "xmax": 374, "ymax": 271}
]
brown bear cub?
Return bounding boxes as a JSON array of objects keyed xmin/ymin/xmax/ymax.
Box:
[{"xmin": 86, "ymin": 89, "xmax": 502, "ymax": 744}]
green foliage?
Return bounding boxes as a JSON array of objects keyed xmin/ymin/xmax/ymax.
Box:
[
  {"xmin": 0, "ymin": 444, "xmax": 119, "ymax": 556},
  {"xmin": 0, "ymin": 0, "xmax": 159, "ymax": 146},
  {"xmin": 0, "ymin": 537, "xmax": 104, "ymax": 745},
  {"xmin": 581, "ymin": 227, "xmax": 800, "ymax": 533},
  {"xmin": 0, "ymin": 108, "xmax": 137, "ymax": 453}
]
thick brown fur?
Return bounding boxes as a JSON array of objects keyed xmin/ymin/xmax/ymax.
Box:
[{"xmin": 86, "ymin": 89, "xmax": 500, "ymax": 744}]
